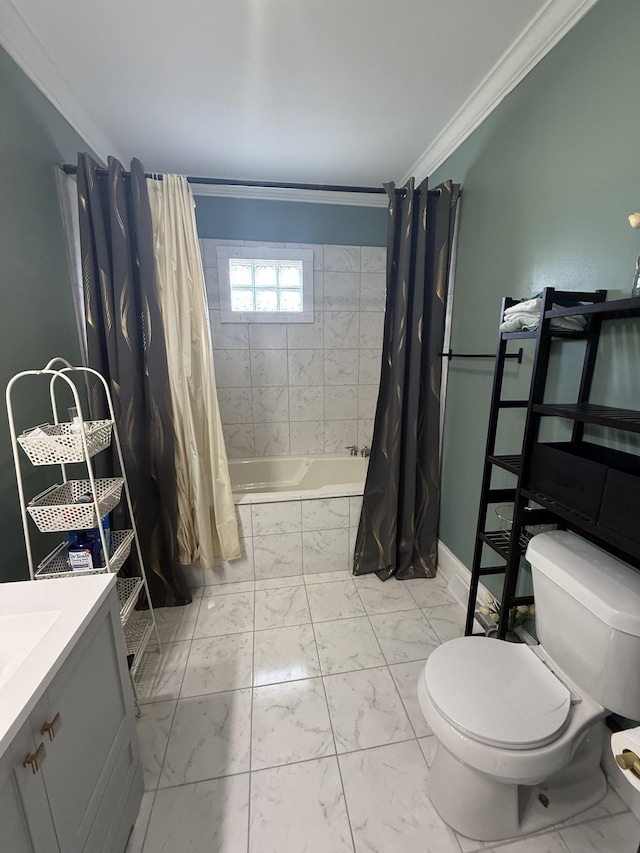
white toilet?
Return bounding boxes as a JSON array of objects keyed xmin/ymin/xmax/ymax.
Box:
[{"xmin": 417, "ymin": 530, "xmax": 640, "ymax": 842}]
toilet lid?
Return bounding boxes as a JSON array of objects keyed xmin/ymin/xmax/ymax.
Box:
[{"xmin": 424, "ymin": 637, "xmax": 571, "ymax": 749}]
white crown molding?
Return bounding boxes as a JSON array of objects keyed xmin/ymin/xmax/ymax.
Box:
[
  {"xmin": 0, "ymin": 0, "xmax": 122, "ymax": 163},
  {"xmin": 189, "ymin": 182, "xmax": 389, "ymax": 208},
  {"xmin": 403, "ymin": 0, "xmax": 599, "ymax": 183}
]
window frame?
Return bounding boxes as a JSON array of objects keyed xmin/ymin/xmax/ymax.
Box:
[{"xmin": 217, "ymin": 246, "xmax": 314, "ymax": 323}]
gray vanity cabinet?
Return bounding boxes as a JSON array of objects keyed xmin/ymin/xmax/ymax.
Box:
[
  {"xmin": 1, "ymin": 589, "xmax": 143, "ymax": 853},
  {"xmin": 0, "ymin": 716, "xmax": 58, "ymax": 852}
]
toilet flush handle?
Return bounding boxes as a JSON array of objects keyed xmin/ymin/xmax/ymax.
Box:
[{"xmin": 616, "ymin": 749, "xmax": 640, "ymax": 779}]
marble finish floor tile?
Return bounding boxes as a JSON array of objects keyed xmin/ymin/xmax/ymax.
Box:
[
  {"xmin": 249, "ymin": 756, "xmax": 353, "ymax": 853},
  {"xmin": 193, "ymin": 591, "xmax": 254, "ymax": 638},
  {"xmin": 369, "ymin": 609, "xmax": 441, "ymax": 664},
  {"xmin": 142, "ymin": 774, "xmax": 249, "ymax": 853},
  {"xmin": 353, "ymin": 575, "xmax": 417, "ymax": 614},
  {"xmin": 323, "ymin": 666, "xmax": 414, "ymax": 753},
  {"xmin": 255, "ymin": 574, "xmax": 305, "ymax": 590},
  {"xmin": 152, "ymin": 601, "xmax": 200, "ymax": 643},
  {"xmin": 304, "ymin": 569, "xmax": 354, "ymax": 584},
  {"xmin": 558, "ymin": 784, "xmax": 628, "ymax": 828},
  {"xmin": 339, "ymin": 740, "xmax": 460, "ymax": 853},
  {"xmin": 253, "ymin": 623, "xmax": 321, "ymax": 686},
  {"xmin": 136, "ymin": 700, "xmax": 176, "ymax": 791},
  {"xmin": 159, "ymin": 689, "xmax": 252, "ymax": 787},
  {"xmin": 254, "ymin": 585, "xmax": 311, "ymax": 630},
  {"xmin": 423, "ymin": 602, "xmax": 466, "ymax": 643},
  {"xmin": 200, "ymin": 580, "xmax": 255, "ymax": 596},
  {"xmin": 125, "ymin": 791, "xmax": 154, "ymax": 853},
  {"xmin": 389, "ymin": 658, "xmax": 433, "ymax": 737},
  {"xmin": 180, "ymin": 633, "xmax": 253, "ymax": 697},
  {"xmin": 314, "ymin": 616, "xmax": 386, "ymax": 674},
  {"xmin": 306, "ymin": 579, "xmax": 365, "ymax": 622},
  {"xmin": 559, "ymin": 811, "xmax": 640, "ymax": 852},
  {"xmin": 251, "ymin": 678, "xmax": 334, "ymax": 770},
  {"xmin": 404, "ymin": 576, "xmax": 457, "ymax": 609},
  {"xmin": 418, "ymin": 735, "xmax": 438, "ymax": 767},
  {"xmin": 136, "ymin": 641, "xmax": 191, "ymax": 704},
  {"xmin": 490, "ymin": 832, "xmax": 573, "ymax": 852}
]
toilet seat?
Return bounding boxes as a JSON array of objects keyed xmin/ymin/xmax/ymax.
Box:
[{"xmin": 424, "ymin": 637, "xmax": 571, "ymax": 749}]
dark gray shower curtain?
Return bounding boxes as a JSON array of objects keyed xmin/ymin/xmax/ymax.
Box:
[
  {"xmin": 353, "ymin": 177, "xmax": 460, "ymax": 581},
  {"xmin": 76, "ymin": 153, "xmax": 190, "ymax": 606}
]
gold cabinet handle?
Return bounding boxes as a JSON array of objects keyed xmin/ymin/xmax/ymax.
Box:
[
  {"xmin": 23, "ymin": 742, "xmax": 46, "ymax": 775},
  {"xmin": 41, "ymin": 712, "xmax": 62, "ymax": 741},
  {"xmin": 616, "ymin": 749, "xmax": 640, "ymax": 779}
]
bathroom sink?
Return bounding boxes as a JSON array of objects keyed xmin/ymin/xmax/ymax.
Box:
[{"xmin": 0, "ymin": 610, "xmax": 61, "ymax": 690}]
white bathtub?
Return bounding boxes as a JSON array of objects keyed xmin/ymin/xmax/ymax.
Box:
[{"xmin": 229, "ymin": 453, "xmax": 368, "ymax": 504}]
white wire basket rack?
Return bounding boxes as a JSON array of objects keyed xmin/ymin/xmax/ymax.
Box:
[
  {"xmin": 18, "ymin": 420, "xmax": 113, "ymax": 465},
  {"xmin": 117, "ymin": 577, "xmax": 143, "ymax": 625},
  {"xmin": 27, "ymin": 478, "xmax": 125, "ymax": 532},
  {"xmin": 124, "ymin": 616, "xmax": 154, "ymax": 679},
  {"xmin": 35, "ymin": 529, "xmax": 135, "ymax": 580}
]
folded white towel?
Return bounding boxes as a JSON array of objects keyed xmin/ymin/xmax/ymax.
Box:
[
  {"xmin": 500, "ymin": 314, "xmax": 538, "ymax": 333},
  {"xmin": 503, "ymin": 298, "xmax": 542, "ymax": 318},
  {"xmin": 500, "ymin": 297, "xmax": 587, "ymax": 334},
  {"xmin": 500, "ymin": 309, "xmax": 587, "ymax": 334}
]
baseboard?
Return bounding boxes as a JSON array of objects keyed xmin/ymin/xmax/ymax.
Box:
[
  {"xmin": 436, "ymin": 540, "xmax": 469, "ymax": 584},
  {"xmin": 437, "ymin": 539, "xmax": 492, "ymax": 611}
]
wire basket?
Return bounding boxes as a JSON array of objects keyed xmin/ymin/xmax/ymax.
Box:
[
  {"xmin": 35, "ymin": 529, "xmax": 135, "ymax": 579},
  {"xmin": 495, "ymin": 505, "xmax": 555, "ymax": 541},
  {"xmin": 27, "ymin": 478, "xmax": 124, "ymax": 532},
  {"xmin": 18, "ymin": 420, "xmax": 113, "ymax": 466}
]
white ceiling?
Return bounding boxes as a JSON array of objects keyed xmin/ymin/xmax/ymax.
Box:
[{"xmin": 2, "ymin": 0, "xmax": 596, "ymax": 189}]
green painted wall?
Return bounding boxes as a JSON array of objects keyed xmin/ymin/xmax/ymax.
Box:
[
  {"xmin": 0, "ymin": 46, "xmax": 91, "ymax": 581},
  {"xmin": 194, "ymin": 194, "xmax": 387, "ymax": 246},
  {"xmin": 431, "ymin": 0, "xmax": 640, "ymax": 587}
]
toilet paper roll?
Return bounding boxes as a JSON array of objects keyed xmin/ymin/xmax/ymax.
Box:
[{"xmin": 611, "ymin": 727, "xmax": 640, "ymax": 792}]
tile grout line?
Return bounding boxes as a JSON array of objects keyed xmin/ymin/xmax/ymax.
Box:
[
  {"xmin": 149, "ymin": 598, "xmax": 200, "ymax": 796},
  {"xmin": 247, "ymin": 568, "xmax": 256, "ymax": 853},
  {"xmin": 136, "ymin": 788, "xmax": 157, "ymax": 853},
  {"xmin": 151, "ymin": 734, "xmax": 421, "ymax": 793},
  {"xmin": 301, "ymin": 578, "xmax": 358, "ymax": 853},
  {"xmin": 350, "ymin": 576, "xmax": 429, "ymax": 744}
]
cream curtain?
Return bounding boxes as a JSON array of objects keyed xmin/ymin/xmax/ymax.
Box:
[{"xmin": 147, "ymin": 174, "xmax": 240, "ymax": 567}]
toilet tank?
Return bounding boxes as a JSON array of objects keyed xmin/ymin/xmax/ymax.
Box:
[{"xmin": 526, "ymin": 531, "xmax": 640, "ymax": 719}]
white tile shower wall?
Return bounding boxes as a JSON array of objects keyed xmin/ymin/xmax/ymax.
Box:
[
  {"xmin": 201, "ymin": 240, "xmax": 386, "ymax": 457},
  {"xmin": 204, "ymin": 496, "xmax": 362, "ymax": 583}
]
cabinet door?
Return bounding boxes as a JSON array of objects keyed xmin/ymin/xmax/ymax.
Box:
[
  {"xmin": 30, "ymin": 598, "xmax": 133, "ymax": 853},
  {"xmin": 0, "ymin": 718, "xmax": 59, "ymax": 853}
]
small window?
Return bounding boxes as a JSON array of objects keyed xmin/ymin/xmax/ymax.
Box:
[{"xmin": 217, "ymin": 247, "xmax": 314, "ymax": 323}]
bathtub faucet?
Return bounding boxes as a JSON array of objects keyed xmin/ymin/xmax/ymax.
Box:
[
  {"xmin": 360, "ymin": 446, "xmax": 370, "ymax": 457},
  {"xmin": 345, "ymin": 445, "xmax": 358, "ymax": 456}
]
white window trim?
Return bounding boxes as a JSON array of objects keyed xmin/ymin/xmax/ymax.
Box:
[{"xmin": 217, "ymin": 246, "xmax": 314, "ymax": 323}]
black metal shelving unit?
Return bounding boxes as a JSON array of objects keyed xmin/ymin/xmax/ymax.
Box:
[{"xmin": 463, "ymin": 286, "xmax": 627, "ymax": 639}]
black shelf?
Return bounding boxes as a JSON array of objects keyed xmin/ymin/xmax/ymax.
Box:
[
  {"xmin": 488, "ymin": 454, "xmax": 522, "ymax": 475},
  {"xmin": 501, "ymin": 330, "xmax": 538, "ymax": 341},
  {"xmin": 545, "ymin": 295, "xmax": 640, "ymax": 322},
  {"xmin": 480, "ymin": 530, "xmax": 530, "ymax": 561},
  {"xmin": 465, "ymin": 287, "xmax": 617, "ymax": 640},
  {"xmin": 520, "ymin": 488, "xmax": 640, "ymax": 564},
  {"xmin": 533, "ymin": 403, "xmax": 640, "ymax": 433}
]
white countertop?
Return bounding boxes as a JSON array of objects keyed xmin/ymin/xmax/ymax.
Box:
[{"xmin": 0, "ymin": 574, "xmax": 116, "ymax": 759}]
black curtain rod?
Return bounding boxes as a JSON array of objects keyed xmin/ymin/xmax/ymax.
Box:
[
  {"xmin": 61, "ymin": 164, "xmax": 387, "ymax": 195},
  {"xmin": 61, "ymin": 164, "xmax": 443, "ymax": 197},
  {"xmin": 440, "ymin": 348, "xmax": 524, "ymax": 364}
]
